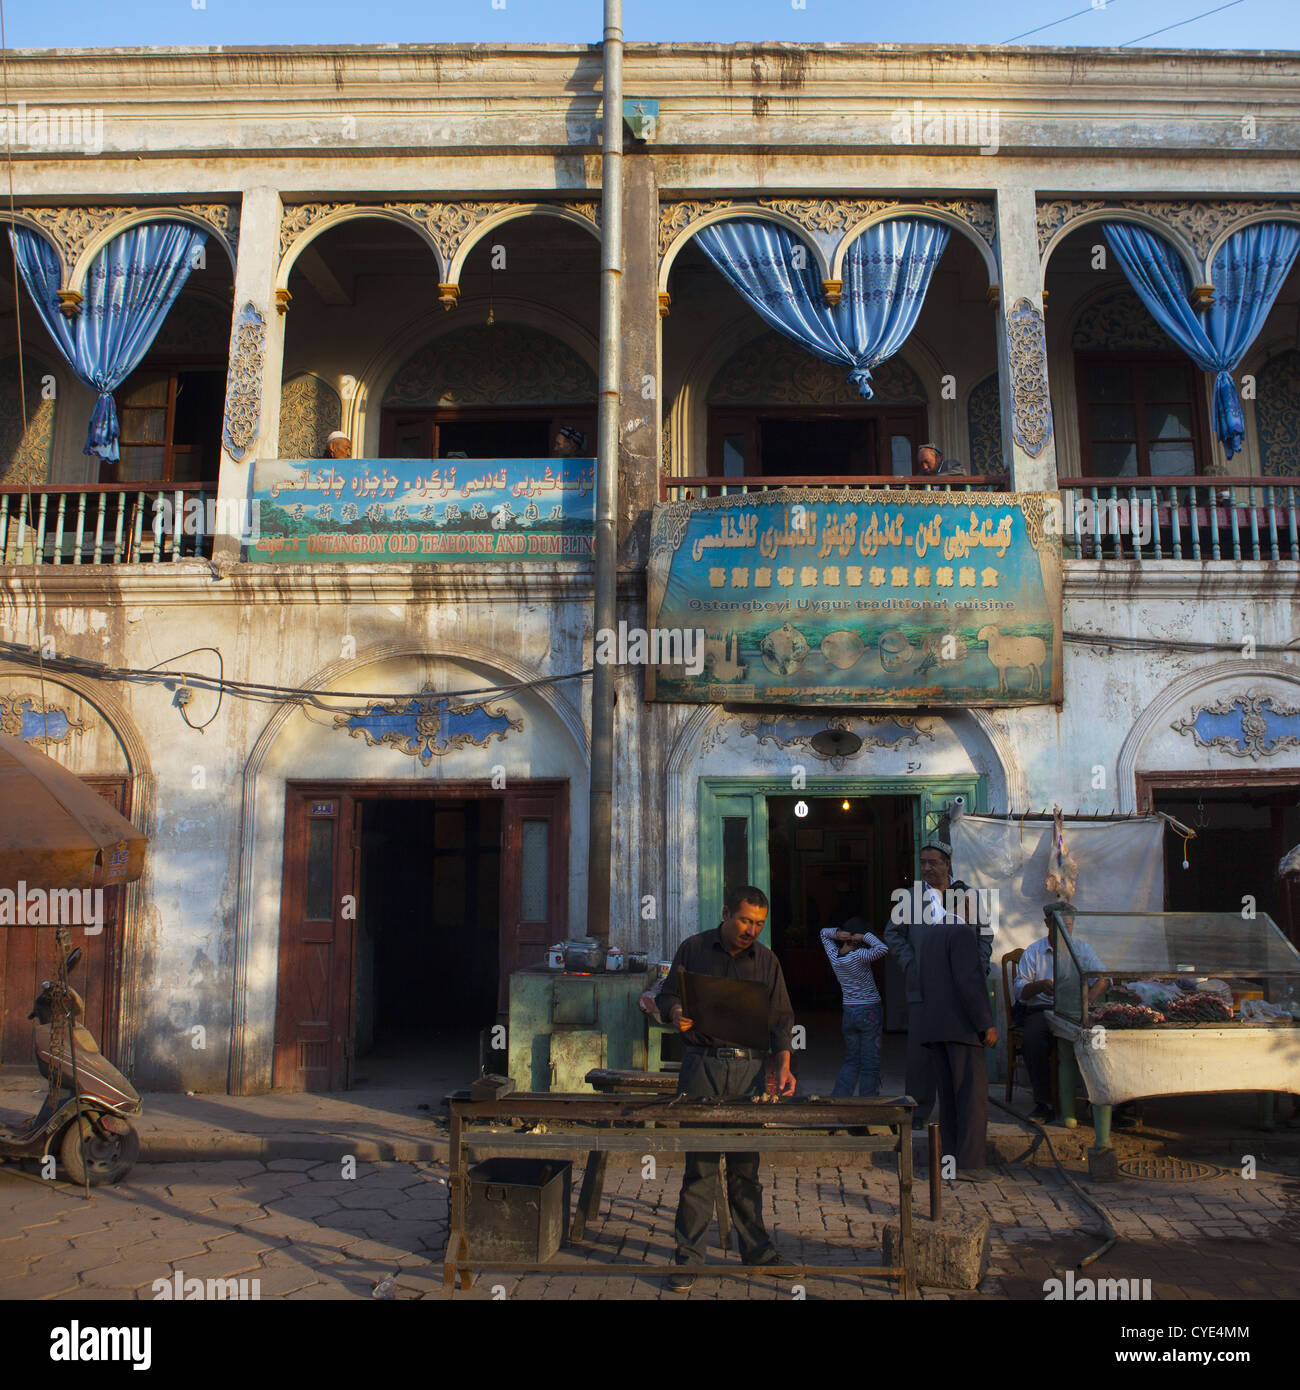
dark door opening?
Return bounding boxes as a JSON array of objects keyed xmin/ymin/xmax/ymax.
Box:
[
  {"xmin": 275, "ymin": 779, "xmax": 569, "ymax": 1092},
  {"xmin": 765, "ymin": 794, "xmax": 915, "ymax": 1017},
  {"xmin": 352, "ymin": 798, "xmax": 501, "ymax": 1082},
  {"xmin": 436, "ymin": 419, "xmax": 550, "ymax": 459},
  {"xmin": 1148, "ymin": 783, "xmax": 1300, "ymax": 948}
]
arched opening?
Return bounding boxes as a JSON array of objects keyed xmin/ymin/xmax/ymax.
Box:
[
  {"xmin": 1047, "ymin": 217, "xmax": 1300, "ymax": 481},
  {"xmin": 662, "ymin": 215, "xmax": 999, "ymax": 489},
  {"xmin": 280, "ymin": 211, "xmax": 599, "ymax": 461}
]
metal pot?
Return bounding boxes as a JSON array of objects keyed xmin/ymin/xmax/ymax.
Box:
[
  {"xmin": 627, "ymin": 951, "xmax": 650, "ymax": 973},
  {"xmin": 605, "ymin": 947, "xmax": 626, "ymax": 972},
  {"xmin": 562, "ymin": 938, "xmax": 607, "ymax": 972}
]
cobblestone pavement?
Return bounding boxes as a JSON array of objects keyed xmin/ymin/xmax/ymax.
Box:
[{"xmin": 2, "ymin": 1152, "xmax": 1297, "ymax": 1301}]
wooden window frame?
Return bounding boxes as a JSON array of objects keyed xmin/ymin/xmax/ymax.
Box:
[
  {"xmin": 1073, "ymin": 351, "xmax": 1212, "ymax": 480},
  {"xmin": 109, "ymin": 357, "xmax": 225, "ymax": 486}
]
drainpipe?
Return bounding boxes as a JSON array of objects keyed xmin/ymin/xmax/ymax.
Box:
[{"xmin": 586, "ymin": 0, "xmax": 623, "ymax": 943}]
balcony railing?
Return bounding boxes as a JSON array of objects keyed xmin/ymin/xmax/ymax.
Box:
[
  {"xmin": 0, "ymin": 484, "xmax": 215, "ymax": 566},
  {"xmin": 1057, "ymin": 477, "xmax": 1300, "ymax": 563},
  {"xmin": 660, "ymin": 474, "xmax": 1009, "ymax": 502}
]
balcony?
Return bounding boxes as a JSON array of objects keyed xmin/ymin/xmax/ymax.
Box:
[
  {"xmin": 1057, "ymin": 477, "xmax": 1300, "ymax": 563},
  {"xmin": 0, "ymin": 484, "xmax": 215, "ymax": 566},
  {"xmin": 660, "ymin": 474, "xmax": 1008, "ymax": 502}
]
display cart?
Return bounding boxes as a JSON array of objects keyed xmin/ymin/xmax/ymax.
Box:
[{"xmin": 1043, "ymin": 906, "xmax": 1300, "ymax": 1148}]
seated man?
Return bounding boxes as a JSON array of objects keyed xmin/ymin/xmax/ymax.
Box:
[{"xmin": 1012, "ymin": 911, "xmax": 1108, "ymax": 1123}]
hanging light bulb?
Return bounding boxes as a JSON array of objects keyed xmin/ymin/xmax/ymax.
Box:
[{"xmin": 841, "ymin": 800, "xmax": 851, "ymax": 812}]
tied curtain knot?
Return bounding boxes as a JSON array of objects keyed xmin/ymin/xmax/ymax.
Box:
[
  {"xmin": 1102, "ymin": 220, "xmax": 1300, "ymax": 460},
  {"xmin": 10, "ymin": 220, "xmax": 210, "ymax": 462},
  {"xmin": 695, "ymin": 216, "xmax": 949, "ymax": 405}
]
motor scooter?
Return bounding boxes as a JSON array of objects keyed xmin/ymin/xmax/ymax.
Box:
[{"xmin": 0, "ymin": 945, "xmax": 141, "ymax": 1186}]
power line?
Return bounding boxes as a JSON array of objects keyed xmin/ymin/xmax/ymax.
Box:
[
  {"xmin": 0, "ymin": 639, "xmax": 593, "ymax": 713},
  {"xmin": 1120, "ymin": 0, "xmax": 1246, "ymax": 46},
  {"xmin": 1002, "ymin": 2, "xmax": 1121, "ymax": 46}
]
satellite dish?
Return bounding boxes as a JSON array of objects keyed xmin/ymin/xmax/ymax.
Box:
[{"xmin": 810, "ymin": 728, "xmax": 863, "ymax": 758}]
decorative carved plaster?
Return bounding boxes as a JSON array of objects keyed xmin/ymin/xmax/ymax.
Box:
[
  {"xmin": 384, "ymin": 201, "xmax": 507, "ymax": 266},
  {"xmin": 1037, "ymin": 197, "xmax": 1300, "ymax": 263},
  {"xmin": 23, "ymin": 203, "xmax": 239, "ymax": 278},
  {"xmin": 659, "ymin": 196, "xmax": 997, "ymax": 261},
  {"xmin": 1071, "ymin": 287, "xmax": 1173, "ymax": 352},
  {"xmin": 1006, "ymin": 297, "xmax": 1053, "ymax": 459},
  {"xmin": 279, "ymin": 373, "xmax": 342, "ymax": 461},
  {"xmin": 383, "ymin": 322, "xmax": 595, "ymax": 407},
  {"xmin": 222, "ymin": 301, "xmax": 267, "ymax": 463},
  {"xmin": 0, "ymin": 692, "xmax": 87, "ymax": 746},
  {"xmin": 697, "ymin": 710, "xmax": 936, "ymax": 767},
  {"xmin": 1257, "ymin": 350, "xmax": 1300, "ymax": 479},
  {"xmin": 0, "ymin": 357, "xmax": 56, "ymax": 485},
  {"xmin": 278, "ymin": 202, "xmax": 354, "ymax": 261},
  {"xmin": 966, "ymin": 372, "xmax": 1002, "ymax": 477},
  {"xmin": 280, "ymin": 200, "xmax": 602, "ymax": 273},
  {"xmin": 659, "ymin": 200, "xmax": 733, "ymax": 257},
  {"xmin": 709, "ymin": 329, "xmax": 927, "ymax": 406},
  {"xmin": 333, "ymin": 683, "xmax": 523, "ymax": 765},
  {"xmin": 148, "ymin": 292, "xmax": 234, "ymax": 358},
  {"xmin": 1172, "ymin": 691, "xmax": 1300, "ymax": 761},
  {"xmin": 562, "ymin": 200, "xmax": 602, "ymax": 230}
]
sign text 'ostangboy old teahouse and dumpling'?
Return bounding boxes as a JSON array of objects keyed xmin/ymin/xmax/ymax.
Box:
[
  {"xmin": 246, "ymin": 458, "xmax": 596, "ymax": 561},
  {"xmin": 646, "ymin": 489, "xmax": 1063, "ymax": 708}
]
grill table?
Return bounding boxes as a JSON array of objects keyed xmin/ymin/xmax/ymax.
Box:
[{"xmin": 444, "ymin": 1093, "xmax": 917, "ymax": 1295}]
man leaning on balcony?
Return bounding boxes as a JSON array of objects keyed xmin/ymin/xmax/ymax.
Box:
[{"xmin": 916, "ymin": 443, "xmax": 967, "ymax": 478}]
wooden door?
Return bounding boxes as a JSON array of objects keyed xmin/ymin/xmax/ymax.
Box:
[
  {"xmin": 0, "ymin": 778, "xmax": 128, "ymax": 1066},
  {"xmin": 500, "ymin": 785, "xmax": 569, "ymax": 1013},
  {"xmin": 272, "ymin": 793, "xmax": 358, "ymax": 1091}
]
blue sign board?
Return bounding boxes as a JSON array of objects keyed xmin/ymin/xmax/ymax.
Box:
[{"xmin": 247, "ymin": 458, "xmax": 595, "ymax": 562}]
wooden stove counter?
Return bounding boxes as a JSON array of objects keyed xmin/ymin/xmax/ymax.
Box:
[{"xmin": 444, "ymin": 1092, "xmax": 917, "ymax": 1295}]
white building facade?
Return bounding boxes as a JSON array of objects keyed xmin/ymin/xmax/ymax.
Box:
[{"xmin": 1, "ymin": 43, "xmax": 1298, "ymax": 1091}]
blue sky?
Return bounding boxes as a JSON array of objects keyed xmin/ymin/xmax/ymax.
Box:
[{"xmin": 7, "ymin": 0, "xmax": 1298, "ymax": 50}]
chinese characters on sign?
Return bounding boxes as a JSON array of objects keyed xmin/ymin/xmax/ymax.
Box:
[
  {"xmin": 246, "ymin": 459, "xmax": 596, "ymax": 562},
  {"xmin": 646, "ymin": 488, "xmax": 1062, "ymax": 707}
]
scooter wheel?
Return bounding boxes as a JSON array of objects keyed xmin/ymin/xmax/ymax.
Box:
[{"xmin": 59, "ymin": 1115, "xmax": 139, "ymax": 1186}]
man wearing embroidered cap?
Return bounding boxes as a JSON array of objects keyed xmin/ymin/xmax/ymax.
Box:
[{"xmin": 551, "ymin": 425, "xmax": 588, "ymax": 457}]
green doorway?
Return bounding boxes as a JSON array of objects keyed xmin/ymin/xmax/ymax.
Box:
[{"xmin": 766, "ymin": 793, "xmax": 914, "ymax": 1014}]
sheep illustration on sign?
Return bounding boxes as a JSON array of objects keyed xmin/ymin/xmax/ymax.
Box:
[{"xmin": 977, "ymin": 625, "xmax": 1047, "ymax": 695}]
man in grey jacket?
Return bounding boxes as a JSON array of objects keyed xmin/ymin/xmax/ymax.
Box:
[
  {"xmin": 885, "ymin": 840, "xmax": 991, "ymax": 1128},
  {"xmin": 917, "ymin": 915, "xmax": 998, "ymax": 1179}
]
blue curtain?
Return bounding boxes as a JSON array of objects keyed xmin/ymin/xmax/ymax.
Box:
[
  {"xmin": 695, "ymin": 217, "xmax": 949, "ymax": 399},
  {"xmin": 1103, "ymin": 220, "xmax": 1300, "ymax": 458},
  {"xmin": 10, "ymin": 221, "xmax": 208, "ymax": 461}
]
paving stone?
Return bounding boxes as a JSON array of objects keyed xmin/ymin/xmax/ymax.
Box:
[{"xmin": 270, "ymin": 1194, "xmax": 344, "ymax": 1220}]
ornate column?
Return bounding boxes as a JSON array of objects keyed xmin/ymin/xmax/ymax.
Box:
[
  {"xmin": 214, "ymin": 186, "xmax": 284, "ymax": 565},
  {"xmin": 994, "ymin": 185, "xmax": 1057, "ymax": 492},
  {"xmin": 619, "ymin": 151, "xmax": 660, "ymax": 569}
]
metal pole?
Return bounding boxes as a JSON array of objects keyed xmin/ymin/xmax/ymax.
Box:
[
  {"xmin": 586, "ymin": 0, "xmax": 623, "ymax": 942},
  {"xmin": 928, "ymin": 1121, "xmax": 942, "ymax": 1220}
]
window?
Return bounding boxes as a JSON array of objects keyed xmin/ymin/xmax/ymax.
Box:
[
  {"xmin": 112, "ymin": 366, "xmax": 225, "ymax": 485},
  {"xmin": 1074, "ymin": 353, "xmax": 1209, "ymax": 478},
  {"xmin": 380, "ymin": 406, "xmax": 596, "ymax": 459},
  {"xmin": 708, "ymin": 406, "xmax": 928, "ymax": 479}
]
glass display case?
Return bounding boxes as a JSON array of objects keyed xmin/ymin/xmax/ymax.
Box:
[
  {"xmin": 1041, "ymin": 908, "xmax": 1300, "ymax": 1144},
  {"xmin": 1047, "ymin": 907, "xmax": 1300, "ymax": 1029}
]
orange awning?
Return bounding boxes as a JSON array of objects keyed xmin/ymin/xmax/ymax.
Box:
[{"xmin": 0, "ymin": 732, "xmax": 147, "ymax": 891}]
